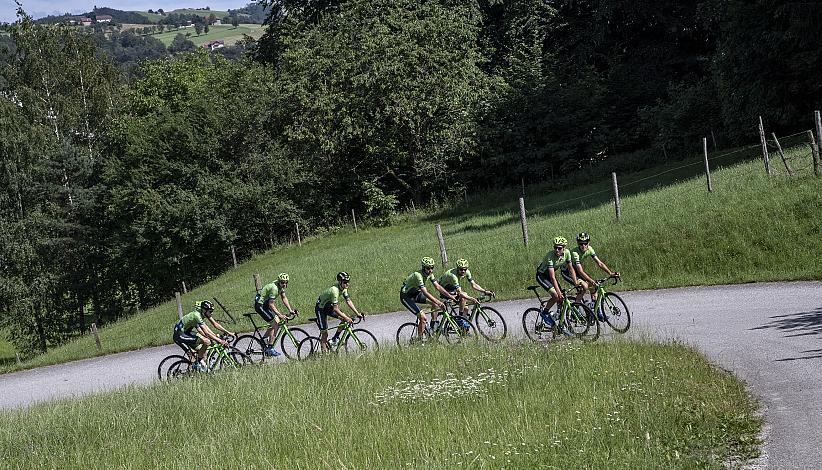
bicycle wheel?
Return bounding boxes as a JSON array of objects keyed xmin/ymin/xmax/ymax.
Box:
[
  {"xmin": 157, "ymin": 354, "xmax": 188, "ymax": 381},
  {"xmin": 567, "ymin": 302, "xmax": 598, "ymax": 341},
  {"xmin": 472, "ymin": 306, "xmax": 507, "ymax": 342},
  {"xmin": 344, "ymin": 329, "xmax": 379, "ymax": 355},
  {"xmin": 522, "ymin": 308, "xmax": 556, "ymax": 343},
  {"xmin": 602, "ymin": 292, "xmax": 631, "ymax": 333},
  {"xmin": 233, "ymin": 334, "xmax": 266, "ymax": 364},
  {"xmin": 297, "ymin": 336, "xmax": 322, "ymax": 360},
  {"xmin": 396, "ymin": 322, "xmax": 428, "ymax": 347},
  {"xmin": 280, "ymin": 327, "xmax": 310, "ymax": 360},
  {"xmin": 442, "ymin": 316, "xmax": 478, "ymax": 344},
  {"xmin": 168, "ymin": 359, "xmax": 193, "ymax": 379}
]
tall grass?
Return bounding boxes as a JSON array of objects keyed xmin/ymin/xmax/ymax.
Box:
[
  {"xmin": 11, "ymin": 151, "xmax": 822, "ymax": 371},
  {"xmin": 0, "ymin": 341, "xmax": 761, "ymax": 469}
]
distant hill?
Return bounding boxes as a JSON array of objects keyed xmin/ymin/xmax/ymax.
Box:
[{"xmin": 33, "ymin": 4, "xmax": 270, "ymax": 26}]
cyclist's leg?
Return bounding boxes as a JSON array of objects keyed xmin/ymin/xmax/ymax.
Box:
[
  {"xmin": 536, "ymin": 272, "xmax": 558, "ymax": 312},
  {"xmin": 327, "ymin": 306, "xmax": 347, "ymax": 344},
  {"xmin": 401, "ymin": 290, "xmax": 427, "ymax": 338},
  {"xmin": 561, "ymin": 269, "xmax": 586, "ymax": 302},
  {"xmin": 255, "ymin": 303, "xmax": 275, "ymax": 345},
  {"xmin": 315, "ymin": 302, "xmax": 332, "ymax": 351},
  {"xmin": 173, "ymin": 327, "xmax": 196, "ymax": 359}
]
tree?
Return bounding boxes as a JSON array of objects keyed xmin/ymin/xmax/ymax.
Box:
[
  {"xmin": 231, "ymin": 16, "xmax": 239, "ymax": 28},
  {"xmin": 204, "ymin": 24, "xmax": 210, "ymax": 35},
  {"xmin": 208, "ymin": 13, "xmax": 217, "ymax": 25},
  {"xmin": 169, "ymin": 33, "xmax": 195, "ymax": 53},
  {"xmin": 195, "ymin": 23, "xmax": 203, "ymax": 36}
]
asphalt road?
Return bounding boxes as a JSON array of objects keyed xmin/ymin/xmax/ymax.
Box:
[{"xmin": 1, "ymin": 281, "xmax": 820, "ymax": 468}]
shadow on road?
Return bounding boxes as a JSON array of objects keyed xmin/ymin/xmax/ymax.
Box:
[{"xmin": 751, "ymin": 308, "xmax": 822, "ymax": 361}]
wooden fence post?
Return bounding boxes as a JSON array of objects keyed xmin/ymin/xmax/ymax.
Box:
[
  {"xmin": 518, "ymin": 197, "xmax": 529, "ymax": 247},
  {"xmin": 230, "ymin": 245, "xmax": 237, "ymax": 268},
  {"xmin": 181, "ymin": 281, "xmax": 187, "ymax": 294},
  {"xmin": 702, "ymin": 138, "xmax": 713, "ymax": 192},
  {"xmin": 758, "ymin": 116, "xmax": 772, "ymax": 175},
  {"xmin": 351, "ymin": 209, "xmax": 358, "ymax": 232},
  {"xmin": 807, "ymin": 129, "xmax": 820, "ymax": 177},
  {"xmin": 15, "ymin": 353, "xmax": 21, "ymax": 365},
  {"xmin": 410, "ymin": 200, "xmax": 416, "ymax": 213},
  {"xmin": 253, "ymin": 274, "xmax": 262, "ymax": 293},
  {"xmin": 175, "ymin": 291, "xmax": 184, "ymax": 321},
  {"xmin": 295, "ymin": 223, "xmax": 302, "ymax": 247},
  {"xmin": 611, "ymin": 172, "xmax": 621, "ymax": 220},
  {"xmin": 815, "ymin": 111, "xmax": 822, "ymax": 176},
  {"xmin": 90, "ymin": 323, "xmax": 102, "ymax": 352},
  {"xmin": 435, "ymin": 224, "xmax": 448, "ymax": 267},
  {"xmin": 771, "ymin": 133, "xmax": 794, "ymax": 176},
  {"xmin": 521, "ymin": 177, "xmax": 525, "ymax": 196}
]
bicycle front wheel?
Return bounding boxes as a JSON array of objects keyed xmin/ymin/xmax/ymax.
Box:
[
  {"xmin": 280, "ymin": 327, "xmax": 310, "ymax": 360},
  {"xmin": 345, "ymin": 329, "xmax": 379, "ymax": 355},
  {"xmin": 602, "ymin": 292, "xmax": 631, "ymax": 333},
  {"xmin": 168, "ymin": 359, "xmax": 193, "ymax": 379},
  {"xmin": 158, "ymin": 354, "xmax": 188, "ymax": 381},
  {"xmin": 233, "ymin": 334, "xmax": 266, "ymax": 364},
  {"xmin": 522, "ymin": 308, "xmax": 556, "ymax": 343},
  {"xmin": 396, "ymin": 322, "xmax": 428, "ymax": 347},
  {"xmin": 297, "ymin": 336, "xmax": 322, "ymax": 360},
  {"xmin": 472, "ymin": 306, "xmax": 507, "ymax": 342},
  {"xmin": 443, "ymin": 316, "xmax": 478, "ymax": 344}
]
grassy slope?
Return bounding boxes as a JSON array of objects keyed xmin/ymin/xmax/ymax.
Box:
[
  {"xmin": 150, "ymin": 23, "xmax": 264, "ymax": 46},
  {"xmin": 9, "ymin": 148, "xmax": 822, "ymax": 371},
  {"xmin": 0, "ymin": 341, "xmax": 761, "ymax": 469},
  {"xmin": 0, "ymin": 334, "xmax": 15, "ymax": 366},
  {"xmin": 133, "ymin": 9, "xmax": 231, "ymax": 23}
]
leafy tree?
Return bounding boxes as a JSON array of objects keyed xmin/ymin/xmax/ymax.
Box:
[
  {"xmin": 204, "ymin": 24, "xmax": 210, "ymax": 35},
  {"xmin": 169, "ymin": 33, "xmax": 195, "ymax": 54},
  {"xmin": 231, "ymin": 16, "xmax": 239, "ymax": 28},
  {"xmin": 195, "ymin": 23, "xmax": 203, "ymax": 35}
]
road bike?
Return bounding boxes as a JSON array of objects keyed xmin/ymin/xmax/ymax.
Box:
[
  {"xmin": 591, "ymin": 276, "xmax": 631, "ymax": 333},
  {"xmin": 395, "ymin": 299, "xmax": 479, "ymax": 347},
  {"xmin": 159, "ymin": 334, "xmax": 251, "ymax": 380},
  {"xmin": 232, "ymin": 310, "xmax": 309, "ymax": 362},
  {"xmin": 297, "ymin": 316, "xmax": 379, "ymax": 360},
  {"xmin": 521, "ymin": 284, "xmax": 599, "ymax": 343}
]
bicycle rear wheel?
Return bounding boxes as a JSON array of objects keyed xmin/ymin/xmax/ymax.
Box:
[
  {"xmin": 396, "ymin": 322, "xmax": 428, "ymax": 347},
  {"xmin": 233, "ymin": 334, "xmax": 266, "ymax": 364},
  {"xmin": 213, "ymin": 348, "xmax": 251, "ymax": 370},
  {"xmin": 297, "ymin": 336, "xmax": 322, "ymax": 360},
  {"xmin": 522, "ymin": 308, "xmax": 556, "ymax": 343},
  {"xmin": 280, "ymin": 327, "xmax": 310, "ymax": 360},
  {"xmin": 158, "ymin": 354, "xmax": 187, "ymax": 381},
  {"xmin": 567, "ymin": 302, "xmax": 598, "ymax": 341},
  {"xmin": 602, "ymin": 292, "xmax": 631, "ymax": 333},
  {"xmin": 345, "ymin": 329, "xmax": 379, "ymax": 355},
  {"xmin": 472, "ymin": 306, "xmax": 507, "ymax": 342}
]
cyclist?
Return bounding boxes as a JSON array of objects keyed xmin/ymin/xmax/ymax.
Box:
[
  {"xmin": 571, "ymin": 232, "xmax": 620, "ymax": 316},
  {"xmin": 536, "ymin": 236, "xmax": 582, "ymax": 332},
  {"xmin": 255, "ymin": 273, "xmax": 297, "ymax": 357},
  {"xmin": 438, "ymin": 258, "xmax": 495, "ymax": 332},
  {"xmin": 316, "ymin": 272, "xmax": 364, "ymax": 351},
  {"xmin": 400, "ymin": 257, "xmax": 457, "ymax": 338},
  {"xmin": 173, "ymin": 300, "xmax": 233, "ymax": 371}
]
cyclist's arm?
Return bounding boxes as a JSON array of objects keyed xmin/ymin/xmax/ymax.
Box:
[
  {"xmin": 206, "ymin": 317, "xmax": 234, "ymax": 337},
  {"xmin": 420, "ymin": 286, "xmax": 445, "ymax": 308},
  {"xmin": 267, "ymin": 298, "xmax": 287, "ymax": 320},
  {"xmin": 548, "ymin": 268, "xmax": 563, "ymax": 299},
  {"xmin": 344, "ymin": 298, "xmax": 362, "ymax": 318},
  {"xmin": 280, "ymin": 292, "xmax": 295, "ymax": 317},
  {"xmin": 594, "ymin": 257, "xmax": 616, "ymax": 276},
  {"xmin": 433, "ymin": 281, "xmax": 457, "ymax": 301},
  {"xmin": 332, "ymin": 303, "xmax": 353, "ymax": 323},
  {"xmin": 197, "ymin": 323, "xmax": 225, "ymax": 345},
  {"xmin": 574, "ymin": 262, "xmax": 596, "ymax": 285},
  {"xmin": 565, "ymin": 261, "xmax": 581, "ymax": 285},
  {"xmin": 456, "ymin": 286, "xmax": 478, "ymax": 304},
  {"xmin": 468, "ymin": 279, "xmax": 491, "ymax": 296}
]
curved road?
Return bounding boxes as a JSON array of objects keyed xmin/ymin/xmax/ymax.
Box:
[{"xmin": 1, "ymin": 281, "xmax": 820, "ymax": 468}]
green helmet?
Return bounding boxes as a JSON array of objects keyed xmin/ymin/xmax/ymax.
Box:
[
  {"xmin": 455, "ymin": 258, "xmax": 469, "ymax": 269},
  {"xmin": 277, "ymin": 273, "xmax": 289, "ymax": 282},
  {"xmin": 553, "ymin": 236, "xmax": 568, "ymax": 247},
  {"xmin": 421, "ymin": 257, "xmax": 436, "ymax": 268},
  {"xmin": 576, "ymin": 232, "xmax": 591, "ymax": 243}
]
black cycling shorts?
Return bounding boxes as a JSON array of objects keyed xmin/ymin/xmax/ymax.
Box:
[
  {"xmin": 315, "ymin": 300, "xmax": 339, "ymax": 331},
  {"xmin": 255, "ymin": 302, "xmax": 276, "ymax": 323},
  {"xmin": 400, "ymin": 287, "xmax": 428, "ymax": 315},
  {"xmin": 173, "ymin": 325, "xmax": 198, "ymax": 352}
]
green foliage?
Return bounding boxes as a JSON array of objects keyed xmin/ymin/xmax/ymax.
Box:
[
  {"xmin": 361, "ymin": 181, "xmax": 399, "ymax": 227},
  {"xmin": 0, "ymin": 342, "xmax": 761, "ymax": 468}
]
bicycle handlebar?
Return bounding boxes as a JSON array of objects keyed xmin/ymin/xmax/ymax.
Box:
[{"xmin": 595, "ymin": 275, "xmax": 620, "ymax": 286}]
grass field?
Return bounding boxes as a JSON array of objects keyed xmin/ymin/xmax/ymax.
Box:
[
  {"xmin": 133, "ymin": 8, "xmax": 232, "ymax": 23},
  {"xmin": 146, "ymin": 23, "xmax": 264, "ymax": 47},
  {"xmin": 0, "ymin": 334, "xmax": 15, "ymax": 367},
  {"xmin": 5, "ymin": 145, "xmax": 820, "ymax": 371},
  {"xmin": 0, "ymin": 341, "xmax": 761, "ymax": 468}
]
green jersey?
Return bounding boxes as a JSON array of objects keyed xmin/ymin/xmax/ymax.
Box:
[
  {"xmin": 257, "ymin": 281, "xmax": 284, "ymax": 305},
  {"xmin": 571, "ymin": 245, "xmax": 598, "ymax": 265},
  {"xmin": 537, "ymin": 249, "xmax": 573, "ymax": 274},
  {"xmin": 438, "ymin": 267, "xmax": 474, "ymax": 292},
  {"xmin": 318, "ymin": 283, "xmax": 350, "ymax": 308},
  {"xmin": 180, "ymin": 310, "xmax": 204, "ymax": 333},
  {"xmin": 402, "ymin": 270, "xmax": 437, "ymax": 295}
]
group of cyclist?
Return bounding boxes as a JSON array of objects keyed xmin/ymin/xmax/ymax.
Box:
[{"xmin": 172, "ymin": 231, "xmax": 618, "ymax": 368}]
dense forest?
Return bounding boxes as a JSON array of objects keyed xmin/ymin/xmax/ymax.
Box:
[{"xmin": 1, "ymin": 0, "xmax": 820, "ymax": 355}]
